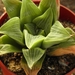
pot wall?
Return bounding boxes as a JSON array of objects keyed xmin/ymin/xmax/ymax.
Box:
[{"xmin": 60, "ymin": 5, "xmax": 75, "ymax": 24}]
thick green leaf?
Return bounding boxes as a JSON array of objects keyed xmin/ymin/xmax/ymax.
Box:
[
  {"xmin": 47, "ymin": 27, "xmax": 75, "ymax": 56},
  {"xmin": 2, "ymin": 0, "xmax": 21, "ymax": 18},
  {"xmin": 47, "ymin": 38, "xmax": 75, "ymax": 56},
  {"xmin": 39, "ymin": 0, "xmax": 52, "ymax": 13},
  {"xmin": 50, "ymin": 27, "xmax": 75, "ymax": 49},
  {"xmin": 0, "ymin": 35, "xmax": 16, "ymax": 44},
  {"xmin": 20, "ymin": 0, "xmax": 41, "ymax": 24},
  {"xmin": 33, "ymin": 7, "xmax": 53, "ymax": 35},
  {"xmin": 0, "ymin": 17, "xmax": 24, "ymax": 46},
  {"xmin": 51, "ymin": 0, "xmax": 59, "ymax": 22},
  {"xmin": 39, "ymin": 0, "xmax": 59, "ymax": 22},
  {"xmin": 24, "ymin": 23, "xmax": 36, "ymax": 35},
  {"xmin": 0, "ymin": 44, "xmax": 21, "ymax": 55},
  {"xmin": 22, "ymin": 48, "xmax": 45, "ymax": 69},
  {"xmin": 38, "ymin": 29, "xmax": 45, "ymax": 36},
  {"xmin": 48, "ymin": 38, "xmax": 75, "ymax": 54},
  {"xmin": 66, "ymin": 27, "xmax": 75, "ymax": 39},
  {"xmin": 21, "ymin": 55, "xmax": 45, "ymax": 75},
  {"xmin": 23, "ymin": 30, "xmax": 45, "ymax": 49},
  {"xmin": 0, "ymin": 35, "xmax": 22, "ymax": 48},
  {"xmin": 43, "ymin": 21, "xmax": 72, "ymax": 48}
]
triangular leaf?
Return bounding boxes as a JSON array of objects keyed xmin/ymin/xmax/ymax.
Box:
[
  {"xmin": 47, "ymin": 27, "xmax": 75, "ymax": 56},
  {"xmin": 51, "ymin": 0, "xmax": 59, "ymax": 22},
  {"xmin": 33, "ymin": 7, "xmax": 53, "ymax": 35},
  {"xmin": 0, "ymin": 44, "xmax": 21, "ymax": 55},
  {"xmin": 0, "ymin": 35, "xmax": 22, "ymax": 48},
  {"xmin": 0, "ymin": 17, "xmax": 24, "ymax": 46},
  {"xmin": 38, "ymin": 29, "xmax": 45, "ymax": 36},
  {"xmin": 66, "ymin": 27, "xmax": 75, "ymax": 39},
  {"xmin": 39, "ymin": 0, "xmax": 52, "ymax": 13},
  {"xmin": 20, "ymin": 0, "xmax": 41, "ymax": 24},
  {"xmin": 49, "ymin": 27, "xmax": 75, "ymax": 49},
  {"xmin": 24, "ymin": 23, "xmax": 36, "ymax": 35},
  {"xmin": 47, "ymin": 39, "xmax": 75, "ymax": 56},
  {"xmin": 22, "ymin": 48, "xmax": 45, "ymax": 69},
  {"xmin": 2, "ymin": 0, "xmax": 21, "ymax": 18},
  {"xmin": 43, "ymin": 21, "xmax": 72, "ymax": 48},
  {"xmin": 39, "ymin": 0, "xmax": 59, "ymax": 22},
  {"xmin": 47, "ymin": 38, "xmax": 75, "ymax": 55},
  {"xmin": 24, "ymin": 29, "xmax": 45, "ymax": 49}
]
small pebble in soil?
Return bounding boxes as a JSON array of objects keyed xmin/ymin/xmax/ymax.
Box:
[
  {"xmin": 48, "ymin": 66, "xmax": 55, "ymax": 70},
  {"xmin": 58, "ymin": 59, "xmax": 68, "ymax": 66}
]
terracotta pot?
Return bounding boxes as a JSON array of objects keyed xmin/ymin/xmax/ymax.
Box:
[
  {"xmin": 66, "ymin": 68, "xmax": 75, "ymax": 75},
  {"xmin": 0, "ymin": 61, "xmax": 16, "ymax": 75},
  {"xmin": 0, "ymin": 0, "xmax": 75, "ymax": 75}
]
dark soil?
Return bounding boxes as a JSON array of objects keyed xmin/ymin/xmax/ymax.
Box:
[
  {"xmin": 0, "ymin": 53, "xmax": 75, "ymax": 75},
  {"xmin": 38, "ymin": 54, "xmax": 75, "ymax": 75},
  {"xmin": 0, "ymin": 53, "xmax": 25, "ymax": 75}
]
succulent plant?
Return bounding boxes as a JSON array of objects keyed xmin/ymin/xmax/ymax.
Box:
[{"xmin": 0, "ymin": 0, "xmax": 75, "ymax": 75}]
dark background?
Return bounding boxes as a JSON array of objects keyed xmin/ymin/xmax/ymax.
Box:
[
  {"xmin": 60, "ymin": 0, "xmax": 75, "ymax": 12},
  {"xmin": 0, "ymin": 0, "xmax": 75, "ymax": 16}
]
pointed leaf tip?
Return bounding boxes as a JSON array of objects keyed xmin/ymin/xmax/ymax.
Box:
[
  {"xmin": 0, "ymin": 17, "xmax": 24, "ymax": 46},
  {"xmin": 22, "ymin": 48, "xmax": 45, "ymax": 69}
]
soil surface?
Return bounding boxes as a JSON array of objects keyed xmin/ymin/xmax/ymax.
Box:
[{"xmin": 0, "ymin": 53, "xmax": 75, "ymax": 75}]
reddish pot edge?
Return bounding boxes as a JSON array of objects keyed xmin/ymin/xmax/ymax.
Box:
[
  {"xmin": 0, "ymin": 11, "xmax": 8, "ymax": 25},
  {"xmin": 65, "ymin": 68, "xmax": 75, "ymax": 75},
  {"xmin": 0, "ymin": 61, "xmax": 16, "ymax": 75}
]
